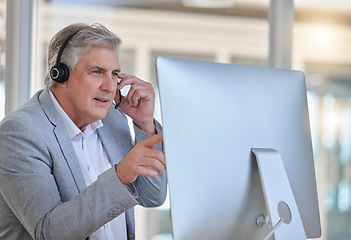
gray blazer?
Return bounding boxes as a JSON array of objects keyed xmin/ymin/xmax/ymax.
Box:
[{"xmin": 0, "ymin": 89, "xmax": 167, "ymax": 240}]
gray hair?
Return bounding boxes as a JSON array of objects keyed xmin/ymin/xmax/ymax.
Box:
[{"xmin": 45, "ymin": 23, "xmax": 122, "ymax": 89}]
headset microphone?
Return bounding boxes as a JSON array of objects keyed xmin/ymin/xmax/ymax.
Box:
[
  {"xmin": 115, "ymin": 89, "xmax": 122, "ymax": 109},
  {"xmin": 50, "ymin": 29, "xmax": 84, "ymax": 83}
]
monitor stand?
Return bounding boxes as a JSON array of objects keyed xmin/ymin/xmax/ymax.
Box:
[{"xmin": 251, "ymin": 148, "xmax": 307, "ymax": 240}]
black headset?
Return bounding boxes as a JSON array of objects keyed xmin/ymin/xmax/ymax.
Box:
[{"xmin": 50, "ymin": 29, "xmax": 84, "ymax": 83}]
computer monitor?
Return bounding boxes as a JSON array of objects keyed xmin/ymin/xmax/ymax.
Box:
[{"xmin": 156, "ymin": 57, "xmax": 321, "ymax": 240}]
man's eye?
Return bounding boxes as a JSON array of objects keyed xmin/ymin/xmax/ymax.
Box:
[
  {"xmin": 93, "ymin": 70, "xmax": 101, "ymax": 75},
  {"xmin": 112, "ymin": 72, "xmax": 119, "ymax": 79}
]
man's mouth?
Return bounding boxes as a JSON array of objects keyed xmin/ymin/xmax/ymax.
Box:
[{"xmin": 94, "ymin": 97, "xmax": 108, "ymax": 103}]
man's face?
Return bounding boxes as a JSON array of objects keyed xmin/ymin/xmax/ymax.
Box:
[{"xmin": 58, "ymin": 46, "xmax": 120, "ymax": 129}]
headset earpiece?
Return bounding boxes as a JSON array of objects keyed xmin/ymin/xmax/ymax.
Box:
[
  {"xmin": 50, "ymin": 63, "xmax": 70, "ymax": 83},
  {"xmin": 50, "ymin": 28, "xmax": 84, "ymax": 83}
]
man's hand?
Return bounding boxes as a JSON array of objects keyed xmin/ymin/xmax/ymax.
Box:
[
  {"xmin": 115, "ymin": 134, "xmax": 165, "ymax": 184},
  {"xmin": 115, "ymin": 73, "xmax": 156, "ymax": 135}
]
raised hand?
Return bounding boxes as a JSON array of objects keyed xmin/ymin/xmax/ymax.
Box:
[
  {"xmin": 115, "ymin": 73, "xmax": 156, "ymax": 135},
  {"xmin": 115, "ymin": 134, "xmax": 165, "ymax": 184}
]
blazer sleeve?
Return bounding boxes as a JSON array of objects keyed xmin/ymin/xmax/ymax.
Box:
[
  {"xmin": 132, "ymin": 119, "xmax": 168, "ymax": 207},
  {"xmin": 0, "ymin": 114, "xmax": 139, "ymax": 240}
]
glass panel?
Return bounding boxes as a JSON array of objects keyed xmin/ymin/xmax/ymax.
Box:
[
  {"xmin": 231, "ymin": 56, "xmax": 268, "ymax": 67},
  {"xmin": 120, "ymin": 48, "xmax": 135, "ymax": 76},
  {"xmin": 306, "ymin": 63, "xmax": 351, "ymax": 240},
  {"xmin": 0, "ymin": 0, "xmax": 6, "ymax": 121}
]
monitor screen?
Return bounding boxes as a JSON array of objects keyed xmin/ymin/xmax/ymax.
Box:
[{"xmin": 156, "ymin": 57, "xmax": 321, "ymax": 240}]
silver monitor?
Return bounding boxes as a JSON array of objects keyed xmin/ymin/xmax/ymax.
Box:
[{"xmin": 156, "ymin": 57, "xmax": 321, "ymax": 240}]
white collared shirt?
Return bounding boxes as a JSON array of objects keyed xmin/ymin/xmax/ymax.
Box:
[{"xmin": 49, "ymin": 91, "xmax": 127, "ymax": 240}]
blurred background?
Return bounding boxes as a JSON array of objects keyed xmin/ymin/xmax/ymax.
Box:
[{"xmin": 1, "ymin": 0, "xmax": 351, "ymax": 239}]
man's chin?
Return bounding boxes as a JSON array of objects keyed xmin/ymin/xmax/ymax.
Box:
[{"xmin": 93, "ymin": 107, "xmax": 111, "ymax": 120}]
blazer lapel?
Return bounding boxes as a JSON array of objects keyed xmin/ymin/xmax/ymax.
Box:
[
  {"xmin": 38, "ymin": 89, "xmax": 87, "ymax": 192},
  {"xmin": 98, "ymin": 108, "xmax": 134, "ymax": 166}
]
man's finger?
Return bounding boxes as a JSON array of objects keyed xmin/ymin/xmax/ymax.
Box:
[
  {"xmin": 143, "ymin": 148, "xmax": 166, "ymax": 168},
  {"xmin": 117, "ymin": 73, "xmax": 137, "ymax": 90},
  {"xmin": 141, "ymin": 157, "xmax": 165, "ymax": 173},
  {"xmin": 136, "ymin": 166, "xmax": 159, "ymax": 178},
  {"xmin": 140, "ymin": 134, "xmax": 163, "ymax": 149}
]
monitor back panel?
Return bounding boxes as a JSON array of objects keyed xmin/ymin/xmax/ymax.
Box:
[{"xmin": 156, "ymin": 57, "xmax": 321, "ymax": 240}]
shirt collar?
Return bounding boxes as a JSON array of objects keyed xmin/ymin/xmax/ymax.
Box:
[{"xmin": 49, "ymin": 90, "xmax": 103, "ymax": 139}]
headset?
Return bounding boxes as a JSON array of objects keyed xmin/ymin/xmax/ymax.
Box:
[
  {"xmin": 50, "ymin": 28, "xmax": 123, "ymax": 108},
  {"xmin": 50, "ymin": 29, "xmax": 83, "ymax": 83}
]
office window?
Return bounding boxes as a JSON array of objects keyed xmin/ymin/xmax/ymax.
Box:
[
  {"xmin": 231, "ymin": 56, "xmax": 267, "ymax": 68},
  {"xmin": 305, "ymin": 63, "xmax": 351, "ymax": 240},
  {"xmin": 0, "ymin": 0, "xmax": 5, "ymax": 120},
  {"xmin": 120, "ymin": 48, "xmax": 136, "ymax": 75}
]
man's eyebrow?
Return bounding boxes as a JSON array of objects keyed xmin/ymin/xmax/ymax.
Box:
[
  {"xmin": 96, "ymin": 66, "xmax": 105, "ymax": 71},
  {"xmin": 89, "ymin": 65, "xmax": 105, "ymax": 71},
  {"xmin": 91, "ymin": 66, "xmax": 121, "ymax": 73}
]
